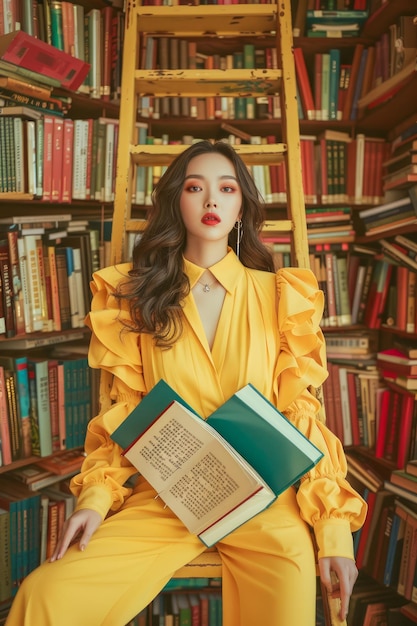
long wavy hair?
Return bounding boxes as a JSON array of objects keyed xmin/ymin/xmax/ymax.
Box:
[{"xmin": 116, "ymin": 140, "xmax": 275, "ymax": 346}]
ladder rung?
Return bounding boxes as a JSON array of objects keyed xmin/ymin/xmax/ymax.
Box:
[
  {"xmin": 131, "ymin": 143, "xmax": 287, "ymax": 166},
  {"xmin": 136, "ymin": 5, "xmax": 278, "ymax": 36},
  {"xmin": 262, "ymin": 220, "xmax": 293, "ymax": 232},
  {"xmin": 135, "ymin": 69, "xmax": 281, "ymax": 97}
]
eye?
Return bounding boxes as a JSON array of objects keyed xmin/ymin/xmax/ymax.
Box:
[
  {"xmin": 221, "ymin": 184, "xmax": 238, "ymax": 193},
  {"xmin": 184, "ymin": 184, "xmax": 202, "ymax": 192}
]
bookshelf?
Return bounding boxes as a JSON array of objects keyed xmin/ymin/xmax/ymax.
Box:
[
  {"xmin": 290, "ymin": 1, "xmax": 417, "ymax": 622},
  {"xmin": 0, "ymin": 0, "xmax": 124, "ymax": 614},
  {"xmin": 1, "ymin": 0, "xmax": 416, "ymax": 621}
]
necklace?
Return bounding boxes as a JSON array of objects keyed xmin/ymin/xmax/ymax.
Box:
[{"xmin": 197, "ymin": 278, "xmax": 217, "ymax": 292}]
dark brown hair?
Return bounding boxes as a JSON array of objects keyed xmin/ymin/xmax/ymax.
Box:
[{"xmin": 116, "ymin": 140, "xmax": 275, "ymax": 346}]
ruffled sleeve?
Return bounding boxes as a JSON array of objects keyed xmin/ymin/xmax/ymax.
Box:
[
  {"xmin": 274, "ymin": 267, "xmax": 327, "ymax": 413},
  {"xmin": 70, "ymin": 264, "xmax": 146, "ymax": 519},
  {"xmin": 274, "ymin": 268, "xmax": 367, "ymax": 560}
]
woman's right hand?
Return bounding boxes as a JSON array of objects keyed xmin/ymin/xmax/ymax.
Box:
[{"xmin": 50, "ymin": 508, "xmax": 102, "ymax": 562}]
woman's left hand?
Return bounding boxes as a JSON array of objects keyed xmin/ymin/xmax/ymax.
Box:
[{"xmin": 318, "ymin": 556, "xmax": 358, "ymax": 622}]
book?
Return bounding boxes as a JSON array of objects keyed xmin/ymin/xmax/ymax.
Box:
[
  {"xmin": 35, "ymin": 449, "xmax": 86, "ymax": 475},
  {"xmin": 384, "ymin": 480, "xmax": 417, "ymax": 506},
  {"xmin": 0, "ymin": 31, "xmax": 90, "ymax": 92},
  {"xmin": 27, "ymin": 358, "xmax": 53, "ymax": 457},
  {"xmin": 0, "ymin": 507, "xmax": 11, "ymax": 602},
  {"xmin": 111, "ymin": 380, "xmax": 323, "ymax": 547}
]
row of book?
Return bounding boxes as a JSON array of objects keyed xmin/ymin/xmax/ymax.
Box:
[
  {"xmin": 0, "ymin": 5, "xmax": 125, "ymax": 102},
  {"xmin": 0, "ymin": 221, "xmax": 100, "ymax": 339},
  {"xmin": 316, "ymin": 223, "xmax": 417, "ymax": 331},
  {"xmin": 0, "ymin": 110, "xmax": 119, "ymax": 201},
  {"xmin": 127, "ymin": 591, "xmax": 223, "ymax": 626},
  {"xmin": 0, "ymin": 476, "xmax": 75, "ymax": 600},
  {"xmin": 294, "ymin": 14, "xmax": 417, "ymax": 121},
  {"xmin": 0, "ymin": 112, "xmax": 404, "ymax": 207},
  {"xmin": 347, "ymin": 451, "xmax": 417, "ymax": 617},
  {"xmin": 139, "ymin": 35, "xmax": 280, "ymax": 121},
  {"xmin": 323, "ymin": 336, "xmax": 417, "ymax": 460},
  {"xmin": 0, "ymin": 347, "xmax": 96, "ymax": 467},
  {"xmin": 134, "ymin": 130, "xmax": 388, "ymax": 209}
]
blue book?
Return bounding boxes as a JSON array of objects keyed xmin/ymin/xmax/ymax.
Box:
[
  {"xmin": 350, "ymin": 47, "xmax": 368, "ymax": 121},
  {"xmin": 111, "ymin": 380, "xmax": 323, "ymax": 546}
]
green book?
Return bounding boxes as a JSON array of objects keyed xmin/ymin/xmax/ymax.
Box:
[{"xmin": 111, "ymin": 380, "xmax": 323, "ymax": 546}]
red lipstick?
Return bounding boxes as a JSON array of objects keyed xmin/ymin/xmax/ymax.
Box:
[{"xmin": 201, "ymin": 212, "xmax": 221, "ymax": 225}]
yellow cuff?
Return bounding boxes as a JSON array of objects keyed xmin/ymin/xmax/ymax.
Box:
[
  {"xmin": 314, "ymin": 518, "xmax": 355, "ymax": 560},
  {"xmin": 73, "ymin": 484, "xmax": 113, "ymax": 520}
]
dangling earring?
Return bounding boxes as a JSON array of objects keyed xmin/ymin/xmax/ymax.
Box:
[{"xmin": 234, "ymin": 219, "xmax": 243, "ymax": 258}]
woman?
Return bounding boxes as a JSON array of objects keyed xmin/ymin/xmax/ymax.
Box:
[{"xmin": 6, "ymin": 140, "xmax": 366, "ymax": 626}]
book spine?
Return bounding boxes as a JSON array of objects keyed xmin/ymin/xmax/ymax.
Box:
[
  {"xmin": 0, "ymin": 238, "xmax": 16, "ymax": 338},
  {"xmin": 0, "ymin": 366, "xmax": 12, "ymax": 465}
]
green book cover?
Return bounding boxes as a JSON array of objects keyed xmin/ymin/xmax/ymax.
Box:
[{"xmin": 206, "ymin": 383, "xmax": 323, "ymax": 494}]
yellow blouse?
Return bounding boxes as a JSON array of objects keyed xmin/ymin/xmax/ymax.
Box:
[{"xmin": 71, "ymin": 249, "xmax": 366, "ymax": 560}]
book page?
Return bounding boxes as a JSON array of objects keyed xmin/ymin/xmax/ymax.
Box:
[{"xmin": 123, "ymin": 401, "xmax": 273, "ymax": 535}]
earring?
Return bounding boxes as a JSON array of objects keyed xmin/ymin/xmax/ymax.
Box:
[{"xmin": 234, "ymin": 219, "xmax": 243, "ymax": 258}]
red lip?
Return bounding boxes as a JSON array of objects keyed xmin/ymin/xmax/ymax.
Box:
[{"xmin": 201, "ymin": 212, "xmax": 221, "ymax": 225}]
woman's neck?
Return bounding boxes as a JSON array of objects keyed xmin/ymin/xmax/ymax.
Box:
[{"xmin": 183, "ymin": 242, "xmax": 228, "ymax": 269}]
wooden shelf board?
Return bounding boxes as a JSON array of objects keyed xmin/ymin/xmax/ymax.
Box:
[
  {"xmin": 356, "ymin": 72, "xmax": 417, "ymax": 134},
  {"xmin": 131, "ymin": 143, "xmax": 286, "ymax": 166},
  {"xmin": 0, "ymin": 192, "xmax": 33, "ymax": 200},
  {"xmin": 0, "ymin": 328, "xmax": 89, "ymax": 350},
  {"xmin": 135, "ymin": 69, "xmax": 281, "ymax": 97},
  {"xmin": 136, "ymin": 4, "xmax": 277, "ymax": 36}
]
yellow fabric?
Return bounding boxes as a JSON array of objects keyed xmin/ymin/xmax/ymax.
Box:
[
  {"xmin": 7, "ymin": 482, "xmax": 318, "ymax": 626},
  {"xmin": 5, "ymin": 250, "xmax": 367, "ymax": 626},
  {"xmin": 73, "ymin": 249, "xmax": 366, "ymax": 559}
]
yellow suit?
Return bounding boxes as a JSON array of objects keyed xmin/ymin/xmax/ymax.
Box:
[{"xmin": 6, "ymin": 250, "xmax": 366, "ymax": 626}]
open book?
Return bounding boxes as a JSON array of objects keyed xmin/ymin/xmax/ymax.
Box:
[{"xmin": 111, "ymin": 380, "xmax": 323, "ymax": 546}]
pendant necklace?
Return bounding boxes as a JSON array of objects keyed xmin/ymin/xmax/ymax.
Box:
[{"xmin": 197, "ymin": 279, "xmax": 216, "ymax": 293}]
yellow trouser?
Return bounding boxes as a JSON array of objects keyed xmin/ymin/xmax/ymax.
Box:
[{"xmin": 5, "ymin": 478, "xmax": 317, "ymax": 626}]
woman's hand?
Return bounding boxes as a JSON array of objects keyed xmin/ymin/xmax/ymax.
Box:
[
  {"xmin": 318, "ymin": 556, "xmax": 358, "ymax": 622},
  {"xmin": 50, "ymin": 509, "xmax": 102, "ymax": 562}
]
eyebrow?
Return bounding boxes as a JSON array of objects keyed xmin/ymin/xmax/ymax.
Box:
[{"xmin": 184, "ymin": 174, "xmax": 238, "ymax": 181}]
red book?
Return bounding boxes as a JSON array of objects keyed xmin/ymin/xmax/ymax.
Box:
[
  {"xmin": 397, "ymin": 394, "xmax": 415, "ymax": 470},
  {"xmin": 396, "ymin": 265, "xmax": 409, "ymax": 332},
  {"xmin": 356, "ymin": 489, "xmax": 377, "ymax": 569},
  {"xmin": 384, "ymin": 391, "xmax": 401, "ymax": 462},
  {"xmin": 0, "ymin": 30, "xmax": 90, "ymax": 91},
  {"xmin": 0, "ymin": 366, "xmax": 12, "ymax": 466},
  {"xmin": 293, "ymin": 47, "xmax": 315, "ymax": 120},
  {"xmin": 51, "ymin": 117, "xmax": 64, "ymax": 203},
  {"xmin": 314, "ymin": 53, "xmax": 322, "ymax": 119},
  {"xmin": 375, "ymin": 388, "xmax": 391, "ymax": 459},
  {"xmin": 42, "ymin": 115, "xmax": 54, "ymax": 203},
  {"xmin": 60, "ymin": 118, "xmax": 74, "ymax": 203},
  {"xmin": 48, "ymin": 359, "xmax": 60, "ymax": 453},
  {"xmin": 318, "ymin": 138, "xmax": 328, "ymax": 202},
  {"xmin": 101, "ymin": 6, "xmax": 113, "ymax": 101},
  {"xmin": 365, "ymin": 259, "xmax": 392, "ymax": 329},
  {"xmin": 62, "ymin": 1, "xmax": 75, "ymax": 56}
]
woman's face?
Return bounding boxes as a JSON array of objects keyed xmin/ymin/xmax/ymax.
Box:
[{"xmin": 179, "ymin": 152, "xmax": 242, "ymax": 248}]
